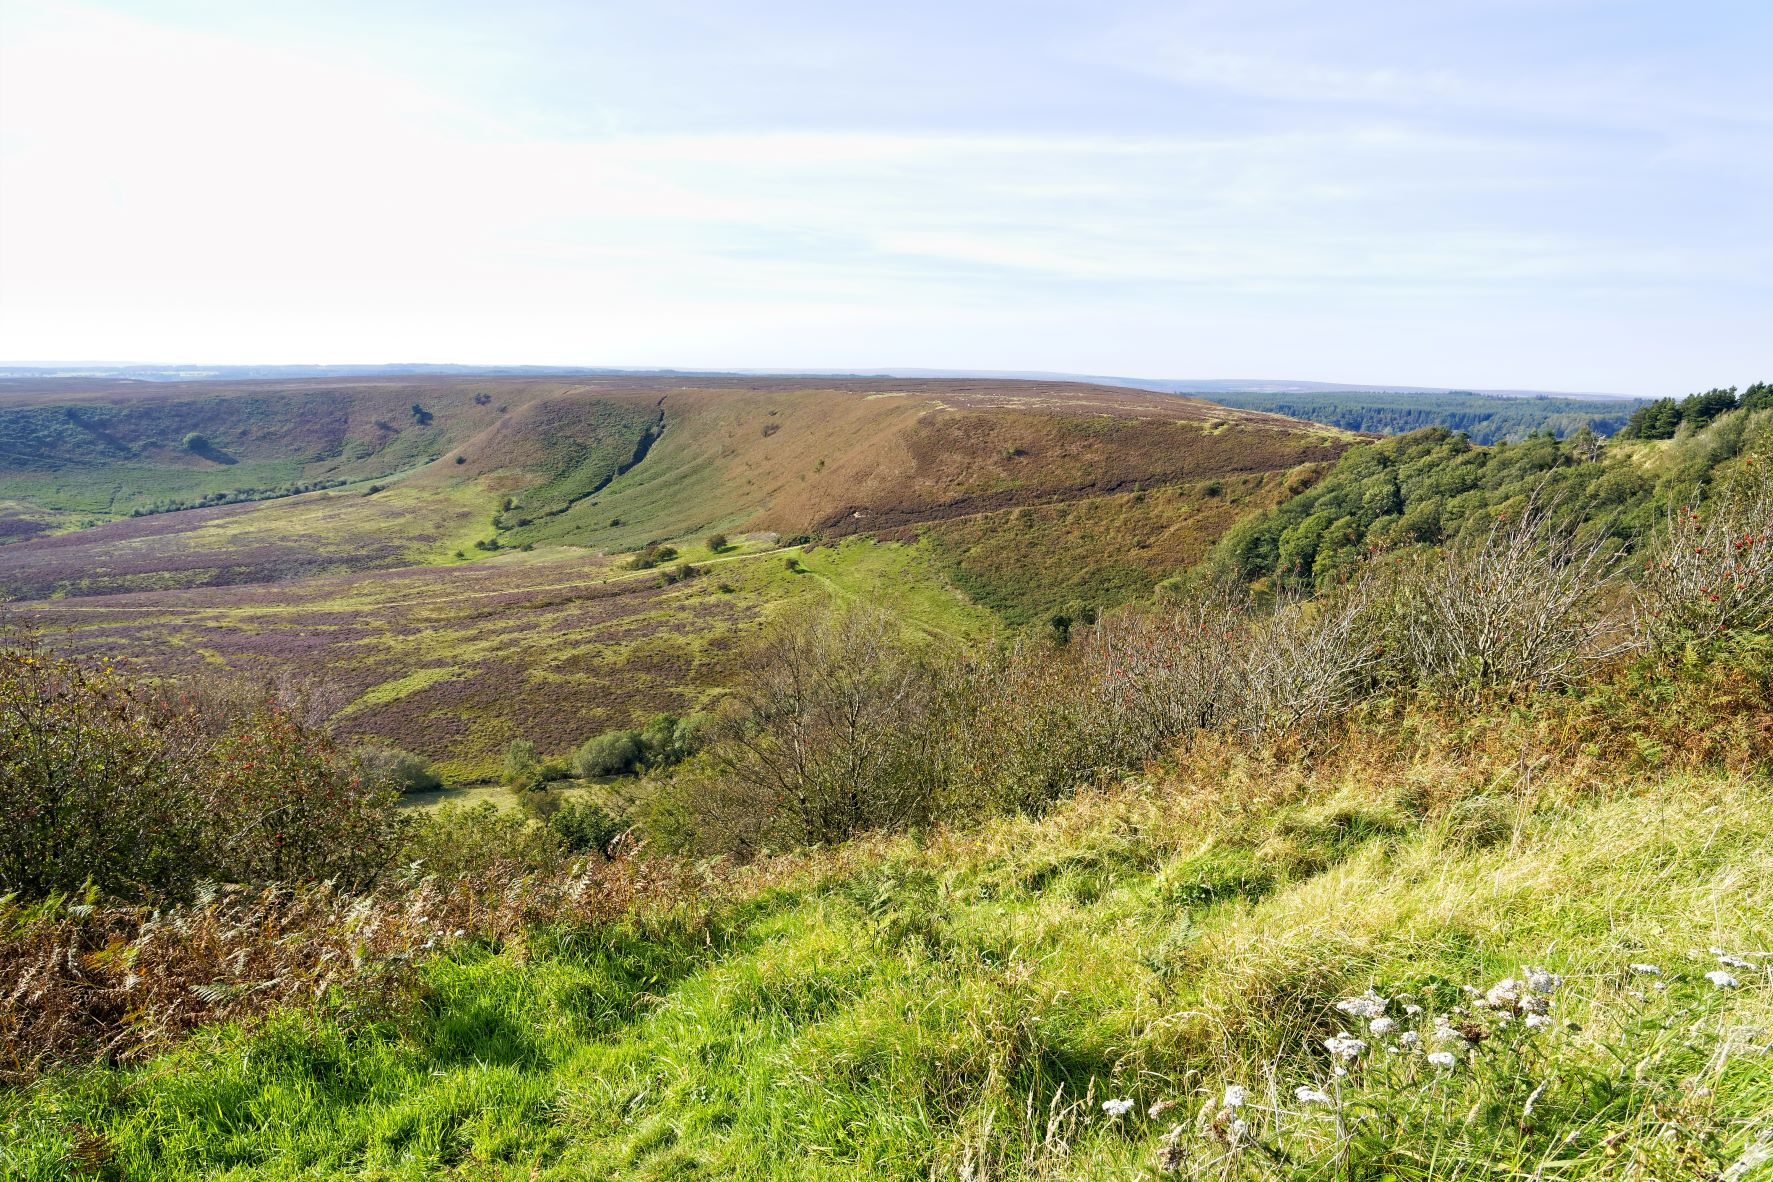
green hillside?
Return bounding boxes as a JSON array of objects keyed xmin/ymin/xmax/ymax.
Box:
[{"xmin": 1195, "ymin": 408, "xmax": 1773, "ymax": 592}]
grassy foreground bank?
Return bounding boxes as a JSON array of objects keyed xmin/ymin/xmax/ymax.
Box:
[{"xmin": 5, "ymin": 652, "xmax": 1771, "ymax": 1181}]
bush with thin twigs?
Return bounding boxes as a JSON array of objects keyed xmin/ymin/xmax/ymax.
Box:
[
  {"xmin": 707, "ymin": 606, "xmax": 947, "ymax": 845},
  {"xmin": 1636, "ymin": 465, "xmax": 1773, "ymax": 649},
  {"xmin": 1367, "ymin": 501, "xmax": 1632, "ymax": 696}
]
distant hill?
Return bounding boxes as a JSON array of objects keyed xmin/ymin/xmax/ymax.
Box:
[{"xmin": 0, "ymin": 361, "xmax": 1633, "ymax": 401}]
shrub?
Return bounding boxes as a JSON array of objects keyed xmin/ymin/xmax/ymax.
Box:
[
  {"xmin": 705, "ymin": 532, "xmax": 729, "ymax": 553},
  {"xmin": 0, "ymin": 632, "xmax": 404, "ymax": 901},
  {"xmin": 402, "ymin": 801, "xmax": 563, "ymax": 880},
  {"xmin": 548, "ymin": 798, "xmax": 628, "ymax": 857},
  {"xmin": 624, "ymin": 543, "xmax": 678, "ymax": 571},
  {"xmin": 573, "ymin": 730, "xmax": 644, "ymax": 777},
  {"xmin": 351, "ymin": 745, "xmax": 441, "ymax": 793},
  {"xmin": 502, "ymin": 739, "xmax": 539, "ymax": 785},
  {"xmin": 1368, "ymin": 499, "xmax": 1630, "ymax": 695},
  {"xmin": 1636, "ymin": 468, "xmax": 1773, "ymax": 648},
  {"xmin": 707, "ymin": 606, "xmax": 946, "ymax": 845}
]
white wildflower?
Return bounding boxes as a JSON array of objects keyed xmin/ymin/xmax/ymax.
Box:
[
  {"xmin": 1525, "ymin": 1013, "xmax": 1553, "ymax": 1030},
  {"xmin": 1705, "ymin": 970, "xmax": 1740, "ymax": 989},
  {"xmin": 1431, "ymin": 1018, "xmax": 1468, "ymax": 1044},
  {"xmin": 1629, "ymin": 963, "xmax": 1661, "ymax": 975},
  {"xmin": 1427, "ymin": 1051, "xmax": 1457, "ymax": 1069},
  {"xmin": 1717, "ymin": 953, "xmax": 1757, "ymax": 970},
  {"xmin": 1222, "ymin": 1085, "xmax": 1247, "ymax": 1110},
  {"xmin": 1324, "ymin": 1033, "xmax": 1367, "ymax": 1061},
  {"xmin": 1523, "ymin": 966, "xmax": 1562, "ymax": 994},
  {"xmin": 1229, "ymin": 1118, "xmax": 1249, "ymax": 1140},
  {"xmin": 1294, "ymin": 1086, "xmax": 1333, "ymax": 1105},
  {"xmin": 1484, "ymin": 979, "xmax": 1520, "ymax": 1009},
  {"xmin": 1404, "ymin": 1003, "xmax": 1423, "ymax": 1017},
  {"xmin": 1334, "ymin": 990, "xmax": 1389, "ymax": 1020},
  {"xmin": 1369, "ymin": 1016, "xmax": 1396, "ymax": 1036},
  {"xmin": 1399, "ymin": 1030, "xmax": 1420, "ymax": 1047},
  {"xmin": 1102, "ymin": 1098, "xmax": 1135, "ymax": 1118}
]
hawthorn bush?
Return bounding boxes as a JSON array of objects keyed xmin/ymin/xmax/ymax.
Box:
[{"xmin": 0, "ymin": 630, "xmax": 404, "ymax": 902}]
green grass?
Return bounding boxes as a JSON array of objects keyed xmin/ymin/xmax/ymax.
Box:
[
  {"xmin": 14, "ymin": 535, "xmax": 995, "ymax": 782},
  {"xmin": 923, "ymin": 472, "xmax": 1305, "ymax": 626},
  {"xmin": 0, "ymin": 459, "xmax": 312, "ymax": 517},
  {"xmin": 9, "ymin": 717, "xmax": 1769, "ymax": 1180}
]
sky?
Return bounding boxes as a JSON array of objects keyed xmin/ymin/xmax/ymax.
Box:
[{"xmin": 0, "ymin": 0, "xmax": 1768, "ymax": 394}]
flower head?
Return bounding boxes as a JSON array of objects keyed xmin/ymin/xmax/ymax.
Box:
[
  {"xmin": 1705, "ymin": 970, "xmax": 1740, "ymax": 989},
  {"xmin": 1427, "ymin": 1051, "xmax": 1458, "ymax": 1069},
  {"xmin": 1294, "ymin": 1086, "xmax": 1333, "ymax": 1105},
  {"xmin": 1324, "ymin": 1033, "xmax": 1367, "ymax": 1061},
  {"xmin": 1483, "ymin": 979, "xmax": 1522, "ymax": 1010},
  {"xmin": 1334, "ymin": 990, "xmax": 1389, "ymax": 1020},
  {"xmin": 1221, "ymin": 1085, "xmax": 1247, "ymax": 1110},
  {"xmin": 1102, "ymin": 1098, "xmax": 1135, "ymax": 1118},
  {"xmin": 1369, "ymin": 1016, "xmax": 1396, "ymax": 1036},
  {"xmin": 1523, "ymin": 966, "xmax": 1562, "ymax": 994},
  {"xmin": 1629, "ymin": 963, "xmax": 1661, "ymax": 975}
]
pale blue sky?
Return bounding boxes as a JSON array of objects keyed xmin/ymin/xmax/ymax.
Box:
[{"xmin": 1, "ymin": 0, "xmax": 1767, "ymax": 393}]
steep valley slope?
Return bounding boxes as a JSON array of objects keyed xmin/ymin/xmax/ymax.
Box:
[{"xmin": 0, "ymin": 376, "xmax": 1349, "ymax": 775}]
